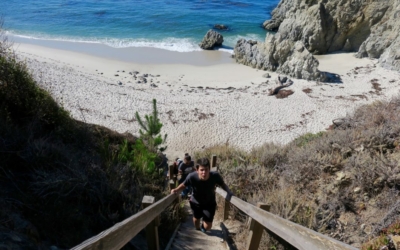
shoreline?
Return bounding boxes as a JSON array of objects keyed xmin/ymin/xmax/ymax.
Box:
[
  {"xmin": 12, "ymin": 37, "xmax": 400, "ymax": 159},
  {"xmin": 9, "ymin": 35, "xmax": 235, "ymax": 66}
]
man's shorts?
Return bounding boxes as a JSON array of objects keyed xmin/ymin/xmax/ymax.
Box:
[{"xmin": 189, "ymin": 201, "xmax": 217, "ymax": 222}]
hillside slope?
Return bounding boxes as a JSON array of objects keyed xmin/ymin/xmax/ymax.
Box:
[
  {"xmin": 0, "ymin": 38, "xmax": 176, "ymax": 249},
  {"xmin": 196, "ymin": 96, "xmax": 400, "ymax": 249}
]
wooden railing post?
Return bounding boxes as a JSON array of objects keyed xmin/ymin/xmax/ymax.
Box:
[
  {"xmin": 168, "ymin": 164, "xmax": 178, "ymax": 189},
  {"xmin": 212, "ymin": 154, "xmax": 229, "ymax": 220},
  {"xmin": 223, "ymin": 198, "xmax": 230, "ymax": 221},
  {"xmin": 169, "ymin": 180, "xmax": 175, "ymax": 191},
  {"xmin": 142, "ymin": 196, "xmax": 159, "ymax": 250},
  {"xmin": 246, "ymin": 203, "xmax": 270, "ymax": 250},
  {"xmin": 168, "ymin": 165, "xmax": 174, "ymax": 180},
  {"xmin": 211, "ymin": 155, "xmax": 217, "ymax": 171}
]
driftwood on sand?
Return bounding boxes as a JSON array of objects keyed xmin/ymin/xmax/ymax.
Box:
[{"xmin": 268, "ymin": 77, "xmax": 293, "ymax": 96}]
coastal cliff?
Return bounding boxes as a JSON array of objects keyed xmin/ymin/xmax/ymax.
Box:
[{"xmin": 235, "ymin": 0, "xmax": 400, "ymax": 80}]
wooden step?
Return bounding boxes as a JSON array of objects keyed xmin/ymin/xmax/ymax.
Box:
[{"xmin": 166, "ymin": 201, "xmax": 227, "ymax": 250}]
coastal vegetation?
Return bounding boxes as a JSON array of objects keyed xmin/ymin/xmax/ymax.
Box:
[
  {"xmin": 196, "ymin": 98, "xmax": 400, "ymax": 249},
  {"xmin": 2, "ymin": 0, "xmax": 400, "ymax": 245},
  {"xmin": 0, "ymin": 28, "xmax": 182, "ymax": 248},
  {"xmin": 2, "ymin": 28, "xmax": 399, "ymax": 247},
  {"xmin": 135, "ymin": 98, "xmax": 168, "ymax": 154}
]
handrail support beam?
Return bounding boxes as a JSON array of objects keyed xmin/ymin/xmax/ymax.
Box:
[
  {"xmin": 246, "ymin": 203, "xmax": 270, "ymax": 250},
  {"xmin": 142, "ymin": 196, "xmax": 160, "ymax": 250}
]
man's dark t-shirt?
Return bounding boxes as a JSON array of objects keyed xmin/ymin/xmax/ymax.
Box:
[{"xmin": 183, "ymin": 171, "xmax": 225, "ymax": 206}]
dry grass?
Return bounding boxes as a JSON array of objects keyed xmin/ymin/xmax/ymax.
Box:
[
  {"xmin": 362, "ymin": 219, "xmax": 400, "ymax": 250},
  {"xmin": 196, "ymin": 96, "xmax": 400, "ymax": 249}
]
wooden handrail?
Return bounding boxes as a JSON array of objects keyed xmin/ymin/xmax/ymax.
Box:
[
  {"xmin": 215, "ymin": 188, "xmax": 357, "ymax": 250},
  {"xmin": 71, "ymin": 193, "xmax": 178, "ymax": 250},
  {"xmin": 72, "ymin": 153, "xmax": 357, "ymax": 250}
]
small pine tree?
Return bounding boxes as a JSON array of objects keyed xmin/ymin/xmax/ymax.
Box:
[{"xmin": 135, "ymin": 99, "xmax": 167, "ymax": 152}]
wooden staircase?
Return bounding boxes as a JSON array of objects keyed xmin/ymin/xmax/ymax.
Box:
[
  {"xmin": 166, "ymin": 201, "xmax": 227, "ymax": 250},
  {"xmin": 71, "ymin": 155, "xmax": 358, "ymax": 250}
]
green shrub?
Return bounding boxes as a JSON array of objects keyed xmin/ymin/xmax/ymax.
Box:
[
  {"xmin": 0, "ymin": 54, "xmax": 70, "ymax": 129},
  {"xmin": 132, "ymin": 139, "xmax": 157, "ymax": 173},
  {"xmin": 292, "ymin": 131, "xmax": 325, "ymax": 147},
  {"xmin": 135, "ymin": 99, "xmax": 167, "ymax": 153},
  {"xmin": 361, "ymin": 219, "xmax": 400, "ymax": 250}
]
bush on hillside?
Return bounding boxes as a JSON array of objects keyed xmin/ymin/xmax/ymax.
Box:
[
  {"xmin": 135, "ymin": 99, "xmax": 168, "ymax": 153},
  {"xmin": 0, "ymin": 25, "xmax": 180, "ymax": 249},
  {"xmin": 198, "ymin": 97, "xmax": 400, "ymax": 249}
]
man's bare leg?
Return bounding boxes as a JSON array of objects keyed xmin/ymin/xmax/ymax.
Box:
[
  {"xmin": 203, "ymin": 221, "xmax": 212, "ymax": 230},
  {"xmin": 194, "ymin": 217, "xmax": 212, "ymax": 231},
  {"xmin": 193, "ymin": 217, "xmax": 201, "ymax": 230}
]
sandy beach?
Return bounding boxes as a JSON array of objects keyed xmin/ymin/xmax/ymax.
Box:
[{"xmin": 12, "ymin": 36, "xmax": 400, "ymax": 158}]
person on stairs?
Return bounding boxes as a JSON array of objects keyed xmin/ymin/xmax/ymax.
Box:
[
  {"xmin": 178, "ymin": 154, "xmax": 194, "ymax": 199},
  {"xmin": 171, "ymin": 157, "xmax": 233, "ymax": 233}
]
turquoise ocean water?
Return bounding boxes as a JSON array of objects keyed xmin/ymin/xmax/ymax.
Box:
[{"xmin": 3, "ymin": 0, "xmax": 279, "ymax": 52}]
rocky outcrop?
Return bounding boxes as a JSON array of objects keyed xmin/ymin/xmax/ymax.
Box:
[
  {"xmin": 261, "ymin": 0, "xmax": 400, "ymax": 72},
  {"xmin": 262, "ymin": 0, "xmax": 292, "ymax": 31},
  {"xmin": 357, "ymin": 3, "xmax": 400, "ymax": 71},
  {"xmin": 199, "ymin": 30, "xmax": 223, "ymax": 50},
  {"xmin": 213, "ymin": 24, "xmax": 228, "ymax": 30},
  {"xmin": 378, "ymin": 37, "xmax": 400, "ymax": 71},
  {"xmin": 234, "ymin": 37, "xmax": 326, "ymax": 81}
]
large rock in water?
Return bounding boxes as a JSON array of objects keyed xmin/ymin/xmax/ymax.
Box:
[
  {"xmin": 199, "ymin": 30, "xmax": 223, "ymax": 50},
  {"xmin": 234, "ymin": 36, "xmax": 326, "ymax": 81},
  {"xmin": 214, "ymin": 24, "xmax": 228, "ymax": 30},
  {"xmin": 260, "ymin": 0, "xmax": 400, "ymax": 73}
]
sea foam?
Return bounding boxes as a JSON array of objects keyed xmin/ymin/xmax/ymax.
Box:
[{"xmin": 7, "ymin": 31, "xmax": 267, "ymax": 53}]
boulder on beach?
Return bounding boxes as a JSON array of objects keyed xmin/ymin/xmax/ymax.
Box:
[
  {"xmin": 263, "ymin": 73, "xmax": 271, "ymax": 78},
  {"xmin": 234, "ymin": 38, "xmax": 326, "ymax": 81},
  {"xmin": 199, "ymin": 30, "xmax": 224, "ymax": 50}
]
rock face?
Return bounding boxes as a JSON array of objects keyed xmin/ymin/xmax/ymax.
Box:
[
  {"xmin": 261, "ymin": 0, "xmax": 400, "ymax": 72},
  {"xmin": 357, "ymin": 2, "xmax": 400, "ymax": 71},
  {"xmin": 199, "ymin": 30, "xmax": 223, "ymax": 50},
  {"xmin": 236, "ymin": 0, "xmax": 400, "ymax": 80},
  {"xmin": 234, "ymin": 37, "xmax": 326, "ymax": 81}
]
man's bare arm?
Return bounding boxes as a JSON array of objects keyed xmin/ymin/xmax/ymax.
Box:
[
  {"xmin": 171, "ymin": 183, "xmax": 186, "ymax": 194},
  {"xmin": 221, "ymin": 183, "xmax": 234, "ymax": 197}
]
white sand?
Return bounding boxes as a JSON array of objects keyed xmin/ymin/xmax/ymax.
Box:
[{"xmin": 12, "ymin": 38, "xmax": 400, "ymax": 159}]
